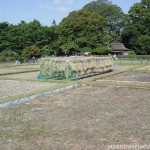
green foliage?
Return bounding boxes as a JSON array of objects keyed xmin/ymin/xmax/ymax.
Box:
[
  {"xmin": 128, "ymin": 50, "xmax": 136, "ymax": 56},
  {"xmin": 83, "ymin": 0, "xmax": 124, "ymax": 41},
  {"xmin": 0, "ymin": 50, "xmax": 18, "ymax": 61},
  {"xmin": 56, "ymin": 10, "xmax": 107, "ymax": 54},
  {"xmin": 60, "ymin": 42, "xmax": 79, "ymax": 55},
  {"xmin": 94, "ymin": 44, "xmax": 112, "ymax": 54},
  {"xmin": 0, "ymin": 0, "xmax": 149, "ymax": 58},
  {"xmin": 41, "ymin": 45, "xmax": 54, "ymax": 56},
  {"xmin": 121, "ymin": 0, "xmax": 150, "ymax": 54},
  {"xmin": 80, "ymin": 47, "xmax": 92, "ymax": 53},
  {"xmin": 0, "ymin": 20, "xmax": 57, "ymax": 57},
  {"xmin": 0, "ymin": 56, "xmax": 4, "ymax": 62},
  {"xmin": 22, "ymin": 45, "xmax": 41, "ymax": 59},
  {"xmin": 136, "ymin": 35, "xmax": 150, "ymax": 54}
]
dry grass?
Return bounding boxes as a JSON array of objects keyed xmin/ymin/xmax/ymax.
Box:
[
  {"xmin": 0, "ymin": 86, "xmax": 150, "ymax": 149},
  {"xmin": 0, "ymin": 64, "xmax": 39, "ymax": 74},
  {"xmin": 0, "ymin": 64, "xmax": 150, "ymax": 149}
]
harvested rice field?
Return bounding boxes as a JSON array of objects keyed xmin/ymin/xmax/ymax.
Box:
[
  {"xmin": 97, "ymin": 72, "xmax": 150, "ymax": 83},
  {"xmin": 0, "ymin": 64, "xmax": 150, "ymax": 149},
  {"xmin": 134, "ymin": 65, "xmax": 150, "ymax": 72},
  {"xmin": 113, "ymin": 64, "xmax": 140, "ymax": 71},
  {"xmin": 0, "ymin": 86, "xmax": 150, "ymax": 149},
  {"xmin": 0, "ymin": 80, "xmax": 60, "ymax": 103},
  {"xmin": 0, "ymin": 71, "xmax": 39, "ymax": 80},
  {"xmin": 0, "ymin": 65, "xmax": 39, "ymax": 75}
]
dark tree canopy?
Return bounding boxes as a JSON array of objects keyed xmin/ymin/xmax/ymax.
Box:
[
  {"xmin": 121, "ymin": 0, "xmax": 150, "ymax": 54},
  {"xmin": 83, "ymin": 0, "xmax": 124, "ymax": 42},
  {"xmin": 56, "ymin": 10, "xmax": 107, "ymax": 55},
  {"xmin": 0, "ymin": 20, "xmax": 57, "ymax": 61}
]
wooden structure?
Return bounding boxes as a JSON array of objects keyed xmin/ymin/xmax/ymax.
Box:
[{"xmin": 109, "ymin": 43, "xmax": 130, "ymax": 55}]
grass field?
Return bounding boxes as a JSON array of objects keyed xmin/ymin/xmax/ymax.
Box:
[{"xmin": 0, "ymin": 63, "xmax": 150, "ymax": 150}]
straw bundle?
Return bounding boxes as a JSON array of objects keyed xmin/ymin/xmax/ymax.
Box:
[{"xmin": 39, "ymin": 56, "xmax": 113, "ymax": 79}]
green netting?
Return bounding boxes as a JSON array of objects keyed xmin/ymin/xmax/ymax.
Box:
[
  {"xmin": 38, "ymin": 58, "xmax": 76, "ymax": 80},
  {"xmin": 38, "ymin": 56, "xmax": 113, "ymax": 80}
]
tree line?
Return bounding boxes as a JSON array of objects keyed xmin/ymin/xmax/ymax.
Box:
[{"xmin": 0, "ymin": 0, "xmax": 150, "ymax": 62}]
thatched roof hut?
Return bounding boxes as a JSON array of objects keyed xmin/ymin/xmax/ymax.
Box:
[{"xmin": 109, "ymin": 43, "xmax": 130, "ymax": 55}]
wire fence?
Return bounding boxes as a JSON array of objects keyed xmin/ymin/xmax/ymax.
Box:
[
  {"xmin": 116, "ymin": 58, "xmax": 150, "ymax": 65},
  {"xmin": 0, "ymin": 59, "xmax": 39, "ymax": 66}
]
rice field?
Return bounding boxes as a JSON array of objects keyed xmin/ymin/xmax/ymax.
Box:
[
  {"xmin": 0, "ymin": 62, "xmax": 150, "ymax": 150},
  {"xmin": 0, "ymin": 64, "xmax": 39, "ymax": 75},
  {"xmin": 0, "ymin": 86, "xmax": 150, "ymax": 149},
  {"xmin": 0, "ymin": 80, "xmax": 59, "ymax": 103}
]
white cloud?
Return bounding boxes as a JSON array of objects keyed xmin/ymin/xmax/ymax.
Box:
[
  {"xmin": 38, "ymin": 4, "xmax": 52, "ymax": 10},
  {"xmin": 65, "ymin": 0, "xmax": 74, "ymax": 4},
  {"xmin": 53, "ymin": 0, "xmax": 74, "ymax": 4},
  {"xmin": 53, "ymin": 0, "xmax": 62, "ymax": 4},
  {"xmin": 55, "ymin": 7, "xmax": 71, "ymax": 12},
  {"xmin": 39, "ymin": 0, "xmax": 74, "ymax": 11}
]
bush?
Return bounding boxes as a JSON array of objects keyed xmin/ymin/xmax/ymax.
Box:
[
  {"xmin": 80, "ymin": 47, "xmax": 92, "ymax": 53},
  {"xmin": 128, "ymin": 50, "xmax": 136, "ymax": 56},
  {"xmin": 0, "ymin": 50, "xmax": 18, "ymax": 62},
  {"xmin": 94, "ymin": 45, "xmax": 112, "ymax": 55},
  {"xmin": 22, "ymin": 45, "xmax": 41, "ymax": 59},
  {"xmin": 6, "ymin": 56, "xmax": 15, "ymax": 61},
  {"xmin": 0, "ymin": 55, "xmax": 5, "ymax": 62}
]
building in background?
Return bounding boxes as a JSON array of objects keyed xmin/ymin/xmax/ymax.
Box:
[{"xmin": 109, "ymin": 43, "xmax": 130, "ymax": 55}]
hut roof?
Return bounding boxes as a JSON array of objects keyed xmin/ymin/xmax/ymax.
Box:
[{"xmin": 109, "ymin": 43, "xmax": 129, "ymax": 51}]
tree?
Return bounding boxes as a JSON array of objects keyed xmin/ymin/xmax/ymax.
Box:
[
  {"xmin": 22, "ymin": 45, "xmax": 41, "ymax": 59},
  {"xmin": 0, "ymin": 19, "xmax": 58, "ymax": 59},
  {"xmin": 0, "ymin": 50, "xmax": 18, "ymax": 61},
  {"xmin": 83, "ymin": 0, "xmax": 124, "ymax": 42},
  {"xmin": 94, "ymin": 44, "xmax": 112, "ymax": 54},
  {"xmin": 56, "ymin": 10, "xmax": 107, "ymax": 55},
  {"xmin": 0, "ymin": 22, "xmax": 12, "ymax": 52},
  {"xmin": 52, "ymin": 19, "xmax": 57, "ymax": 27},
  {"xmin": 121, "ymin": 0, "xmax": 150, "ymax": 54},
  {"xmin": 136, "ymin": 35, "xmax": 150, "ymax": 54}
]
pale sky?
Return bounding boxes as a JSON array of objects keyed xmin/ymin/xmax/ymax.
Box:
[{"xmin": 0, "ymin": 0, "xmax": 141, "ymax": 26}]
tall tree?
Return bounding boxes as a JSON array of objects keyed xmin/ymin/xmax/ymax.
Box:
[
  {"xmin": 0, "ymin": 22, "xmax": 11, "ymax": 52},
  {"xmin": 55, "ymin": 10, "xmax": 107, "ymax": 55},
  {"xmin": 83, "ymin": 0, "xmax": 124, "ymax": 42},
  {"xmin": 121, "ymin": 0, "xmax": 150, "ymax": 54},
  {"xmin": 0, "ymin": 19, "xmax": 58, "ymax": 60}
]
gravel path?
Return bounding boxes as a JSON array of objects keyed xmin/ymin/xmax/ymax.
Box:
[
  {"xmin": 0, "ymin": 65, "xmax": 39, "ymax": 74},
  {"xmin": 0, "ymin": 80, "xmax": 58, "ymax": 100},
  {"xmin": 1, "ymin": 72, "xmax": 39, "ymax": 80}
]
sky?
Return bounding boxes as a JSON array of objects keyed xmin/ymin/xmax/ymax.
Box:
[{"xmin": 0, "ymin": 0, "xmax": 141, "ymax": 26}]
